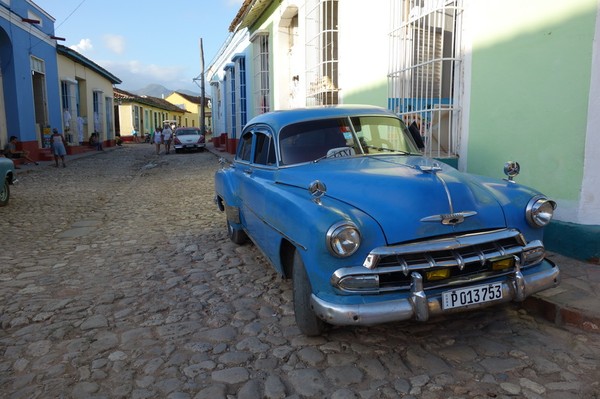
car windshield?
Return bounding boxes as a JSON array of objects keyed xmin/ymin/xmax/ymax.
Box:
[
  {"xmin": 176, "ymin": 129, "xmax": 201, "ymax": 136},
  {"xmin": 278, "ymin": 116, "xmax": 420, "ymax": 165}
]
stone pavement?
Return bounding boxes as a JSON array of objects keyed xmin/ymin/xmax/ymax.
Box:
[
  {"xmin": 2, "ymin": 143, "xmax": 599, "ymax": 398},
  {"xmin": 16, "ymin": 145, "xmax": 600, "ymax": 334}
]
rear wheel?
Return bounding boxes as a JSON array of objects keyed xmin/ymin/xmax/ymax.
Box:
[
  {"xmin": 0, "ymin": 179, "xmax": 9, "ymax": 207},
  {"xmin": 292, "ymin": 250, "xmax": 326, "ymax": 336},
  {"xmin": 227, "ymin": 220, "xmax": 248, "ymax": 245}
]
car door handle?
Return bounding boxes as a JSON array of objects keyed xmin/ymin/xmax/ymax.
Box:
[{"xmin": 243, "ymin": 168, "xmax": 253, "ymax": 175}]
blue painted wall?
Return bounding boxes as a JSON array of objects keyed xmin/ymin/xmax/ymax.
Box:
[{"xmin": 0, "ymin": 1, "xmax": 61, "ymax": 143}]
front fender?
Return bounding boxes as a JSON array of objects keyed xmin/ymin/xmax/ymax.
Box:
[{"xmin": 262, "ymin": 183, "xmax": 387, "ymax": 294}]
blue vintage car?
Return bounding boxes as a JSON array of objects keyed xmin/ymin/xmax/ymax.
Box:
[
  {"xmin": 0, "ymin": 156, "xmax": 16, "ymax": 206},
  {"xmin": 214, "ymin": 105, "xmax": 560, "ymax": 335}
]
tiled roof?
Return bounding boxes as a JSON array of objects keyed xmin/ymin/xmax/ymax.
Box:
[
  {"xmin": 57, "ymin": 45, "xmax": 121, "ymax": 84},
  {"xmin": 172, "ymin": 91, "xmax": 210, "ymax": 105},
  {"xmin": 114, "ymin": 88, "xmax": 187, "ymax": 113}
]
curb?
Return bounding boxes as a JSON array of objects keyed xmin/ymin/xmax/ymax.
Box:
[{"xmin": 522, "ymin": 296, "xmax": 600, "ymax": 333}]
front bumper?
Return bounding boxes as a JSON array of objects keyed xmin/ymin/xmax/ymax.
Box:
[{"xmin": 310, "ymin": 258, "xmax": 560, "ymax": 326}]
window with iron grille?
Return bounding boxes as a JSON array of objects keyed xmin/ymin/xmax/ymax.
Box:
[
  {"xmin": 236, "ymin": 56, "xmax": 248, "ymax": 128},
  {"xmin": 252, "ymin": 32, "xmax": 270, "ymax": 114},
  {"xmin": 306, "ymin": 0, "xmax": 339, "ymax": 106},
  {"xmin": 388, "ymin": 0, "xmax": 463, "ymax": 158},
  {"xmin": 225, "ymin": 64, "xmax": 237, "ymax": 139},
  {"xmin": 93, "ymin": 90, "xmax": 104, "ymax": 134},
  {"xmin": 105, "ymin": 97, "xmax": 114, "ymax": 138},
  {"xmin": 61, "ymin": 80, "xmax": 77, "ymax": 141},
  {"xmin": 131, "ymin": 105, "xmax": 140, "ymax": 133}
]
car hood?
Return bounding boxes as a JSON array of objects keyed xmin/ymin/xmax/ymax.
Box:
[{"xmin": 275, "ymin": 156, "xmax": 508, "ymax": 244}]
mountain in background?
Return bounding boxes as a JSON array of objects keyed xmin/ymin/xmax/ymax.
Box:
[{"xmin": 130, "ymin": 84, "xmax": 200, "ymax": 98}]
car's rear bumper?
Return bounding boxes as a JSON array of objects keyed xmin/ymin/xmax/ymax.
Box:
[
  {"xmin": 310, "ymin": 259, "xmax": 560, "ymax": 326},
  {"xmin": 174, "ymin": 143, "xmax": 206, "ymax": 149}
]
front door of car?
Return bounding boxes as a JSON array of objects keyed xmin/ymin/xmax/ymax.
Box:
[{"xmin": 237, "ymin": 128, "xmax": 280, "ymax": 260}]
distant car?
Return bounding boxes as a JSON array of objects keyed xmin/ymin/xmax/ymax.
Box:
[
  {"xmin": 0, "ymin": 156, "xmax": 16, "ymax": 206},
  {"xmin": 214, "ymin": 105, "xmax": 560, "ymax": 336},
  {"xmin": 173, "ymin": 127, "xmax": 205, "ymax": 153}
]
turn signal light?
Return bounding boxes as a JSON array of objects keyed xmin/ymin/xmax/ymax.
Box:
[
  {"xmin": 426, "ymin": 268, "xmax": 450, "ymax": 281},
  {"xmin": 492, "ymin": 257, "xmax": 515, "ymax": 271}
]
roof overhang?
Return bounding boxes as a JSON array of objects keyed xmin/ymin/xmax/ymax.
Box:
[{"xmin": 229, "ymin": 0, "xmax": 272, "ymax": 33}]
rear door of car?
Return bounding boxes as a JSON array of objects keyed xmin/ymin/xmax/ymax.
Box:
[{"xmin": 236, "ymin": 126, "xmax": 281, "ymax": 260}]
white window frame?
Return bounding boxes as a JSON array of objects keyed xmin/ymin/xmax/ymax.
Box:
[
  {"xmin": 306, "ymin": 0, "xmax": 339, "ymax": 106},
  {"xmin": 251, "ymin": 31, "xmax": 270, "ymax": 114}
]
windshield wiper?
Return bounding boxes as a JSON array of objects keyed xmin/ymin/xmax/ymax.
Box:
[{"xmin": 364, "ymin": 145, "xmax": 412, "ymax": 155}]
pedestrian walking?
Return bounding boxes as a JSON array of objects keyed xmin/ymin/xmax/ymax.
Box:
[
  {"xmin": 153, "ymin": 127, "xmax": 163, "ymax": 155},
  {"xmin": 51, "ymin": 128, "xmax": 67, "ymax": 167},
  {"xmin": 132, "ymin": 128, "xmax": 140, "ymax": 144},
  {"xmin": 162, "ymin": 124, "xmax": 173, "ymax": 154}
]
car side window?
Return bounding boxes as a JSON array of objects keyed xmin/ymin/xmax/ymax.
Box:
[
  {"xmin": 254, "ymin": 132, "xmax": 275, "ymax": 166},
  {"xmin": 239, "ymin": 131, "xmax": 253, "ymax": 162}
]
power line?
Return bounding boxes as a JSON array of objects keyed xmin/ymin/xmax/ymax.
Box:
[{"xmin": 54, "ymin": 0, "xmax": 89, "ymax": 31}]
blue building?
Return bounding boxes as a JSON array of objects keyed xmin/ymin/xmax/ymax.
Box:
[{"xmin": 0, "ymin": 0, "xmax": 62, "ymax": 158}]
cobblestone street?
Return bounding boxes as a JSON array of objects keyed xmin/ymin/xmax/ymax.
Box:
[{"xmin": 1, "ymin": 144, "xmax": 599, "ymax": 399}]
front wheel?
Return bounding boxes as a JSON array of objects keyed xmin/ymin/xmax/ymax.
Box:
[
  {"xmin": 227, "ymin": 220, "xmax": 248, "ymax": 245},
  {"xmin": 0, "ymin": 178, "xmax": 9, "ymax": 207},
  {"xmin": 292, "ymin": 250, "xmax": 326, "ymax": 336}
]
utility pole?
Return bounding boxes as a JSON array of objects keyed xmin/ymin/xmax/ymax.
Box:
[{"xmin": 199, "ymin": 38, "xmax": 206, "ymax": 136}]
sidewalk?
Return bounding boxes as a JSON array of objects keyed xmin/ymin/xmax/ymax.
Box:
[
  {"xmin": 16, "ymin": 142, "xmax": 600, "ymax": 334},
  {"xmin": 522, "ymin": 251, "xmax": 600, "ymax": 333}
]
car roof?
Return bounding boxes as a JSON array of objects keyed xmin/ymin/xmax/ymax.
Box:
[{"xmin": 244, "ymin": 105, "xmax": 398, "ymax": 133}]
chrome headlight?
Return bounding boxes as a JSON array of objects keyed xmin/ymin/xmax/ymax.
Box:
[
  {"xmin": 526, "ymin": 196, "xmax": 557, "ymax": 228},
  {"xmin": 326, "ymin": 221, "xmax": 361, "ymax": 257}
]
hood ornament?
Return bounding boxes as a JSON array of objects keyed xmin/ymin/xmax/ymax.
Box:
[
  {"xmin": 418, "ymin": 161, "xmax": 442, "ymax": 173},
  {"xmin": 421, "ymin": 211, "xmax": 477, "ymax": 225},
  {"xmin": 308, "ymin": 180, "xmax": 327, "ymax": 204}
]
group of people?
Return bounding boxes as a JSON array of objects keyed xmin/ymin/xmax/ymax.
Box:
[
  {"xmin": 3, "ymin": 122, "xmax": 177, "ymax": 169},
  {"xmin": 152, "ymin": 124, "xmax": 173, "ymax": 155},
  {"xmin": 1, "ymin": 129, "xmax": 69, "ymax": 168}
]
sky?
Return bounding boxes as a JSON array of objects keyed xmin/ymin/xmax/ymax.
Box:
[{"xmin": 34, "ymin": 0, "xmax": 244, "ymax": 94}]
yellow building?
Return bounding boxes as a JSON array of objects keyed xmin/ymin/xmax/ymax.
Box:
[
  {"xmin": 165, "ymin": 92, "xmax": 212, "ymax": 133},
  {"xmin": 114, "ymin": 88, "xmax": 188, "ymax": 141},
  {"xmin": 57, "ymin": 45, "xmax": 121, "ymax": 149}
]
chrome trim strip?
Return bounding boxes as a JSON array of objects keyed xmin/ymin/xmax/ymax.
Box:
[
  {"xmin": 312, "ymin": 260, "xmax": 560, "ymax": 326},
  {"xmin": 436, "ymin": 173, "xmax": 454, "ymax": 214}
]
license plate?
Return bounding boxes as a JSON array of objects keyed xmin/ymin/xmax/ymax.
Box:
[{"xmin": 442, "ymin": 282, "xmax": 503, "ymax": 310}]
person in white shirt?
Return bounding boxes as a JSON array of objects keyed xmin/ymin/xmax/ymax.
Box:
[
  {"xmin": 162, "ymin": 124, "xmax": 173, "ymax": 154},
  {"xmin": 153, "ymin": 127, "xmax": 163, "ymax": 155}
]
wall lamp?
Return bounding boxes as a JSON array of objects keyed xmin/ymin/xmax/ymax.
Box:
[{"xmin": 22, "ymin": 18, "xmax": 40, "ymax": 24}]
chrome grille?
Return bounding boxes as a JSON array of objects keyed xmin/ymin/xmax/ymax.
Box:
[{"xmin": 332, "ymin": 229, "xmax": 545, "ymax": 294}]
